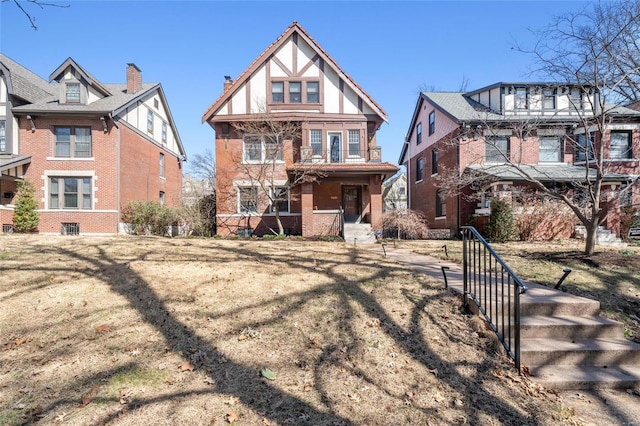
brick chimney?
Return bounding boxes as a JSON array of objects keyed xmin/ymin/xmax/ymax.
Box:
[
  {"xmin": 127, "ymin": 63, "xmax": 142, "ymax": 94},
  {"xmin": 224, "ymin": 75, "xmax": 233, "ymax": 92}
]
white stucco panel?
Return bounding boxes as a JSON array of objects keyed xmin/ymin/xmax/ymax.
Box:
[
  {"xmin": 297, "ymin": 38, "xmax": 316, "ymax": 69},
  {"xmin": 250, "ymin": 65, "xmax": 267, "ymax": 112},
  {"xmin": 343, "ymin": 85, "xmax": 359, "ymax": 114},
  {"xmin": 217, "ymin": 102, "xmax": 229, "ymax": 116},
  {"xmin": 87, "ymin": 85, "xmax": 104, "ymax": 103},
  {"xmin": 302, "ymin": 61, "xmax": 320, "ymax": 78},
  {"xmin": 232, "ymin": 84, "xmax": 247, "ymax": 115},
  {"xmin": 0, "ymin": 77, "xmax": 6, "ymax": 102},
  {"xmin": 323, "ymin": 67, "xmax": 340, "ymax": 113},
  {"xmin": 270, "ymin": 59, "xmax": 289, "ymax": 78},
  {"xmin": 274, "ymin": 38, "xmax": 294, "ymax": 73},
  {"xmin": 362, "ymin": 103, "xmax": 375, "ymax": 115}
]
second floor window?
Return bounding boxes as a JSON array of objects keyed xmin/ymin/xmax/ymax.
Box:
[
  {"xmin": 416, "ymin": 157, "xmax": 425, "ymax": 182},
  {"xmin": 428, "ymin": 111, "xmax": 436, "ymax": 135},
  {"xmin": 272, "ymin": 82, "xmax": 284, "ymax": 103},
  {"xmin": 55, "ymin": 127, "xmax": 91, "ymax": 158},
  {"xmin": 310, "ymin": 129, "xmax": 322, "ymax": 156},
  {"xmin": 416, "ymin": 122, "xmax": 422, "ymax": 145},
  {"xmin": 539, "ymin": 137, "xmax": 563, "ymax": 163},
  {"xmin": 243, "ymin": 135, "xmax": 283, "ymax": 162},
  {"xmin": 515, "ymin": 88, "xmax": 528, "ymax": 109},
  {"xmin": 576, "ymin": 133, "xmax": 595, "ymax": 162},
  {"xmin": 348, "ymin": 130, "xmax": 360, "ymax": 156},
  {"xmin": 610, "ymin": 131, "xmax": 632, "ymax": 159},
  {"xmin": 485, "ymin": 136, "xmax": 510, "ymax": 162}
]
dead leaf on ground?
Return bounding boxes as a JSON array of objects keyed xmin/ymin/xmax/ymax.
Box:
[
  {"xmin": 180, "ymin": 361, "xmax": 195, "ymax": 372},
  {"xmin": 225, "ymin": 411, "xmax": 238, "ymax": 424},
  {"xmin": 6, "ymin": 336, "xmax": 33, "ymax": 350},
  {"xmin": 80, "ymin": 385, "xmax": 99, "ymax": 406},
  {"xmin": 96, "ymin": 324, "xmax": 111, "ymax": 333}
]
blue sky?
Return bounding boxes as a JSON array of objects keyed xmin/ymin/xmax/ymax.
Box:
[{"xmin": 1, "ymin": 0, "xmax": 591, "ymax": 168}]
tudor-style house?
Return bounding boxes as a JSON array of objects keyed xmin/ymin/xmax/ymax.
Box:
[
  {"xmin": 202, "ymin": 22, "xmax": 398, "ymax": 238},
  {"xmin": 400, "ymin": 82, "xmax": 640, "ymax": 239},
  {"xmin": 0, "ymin": 55, "xmax": 186, "ymax": 234}
]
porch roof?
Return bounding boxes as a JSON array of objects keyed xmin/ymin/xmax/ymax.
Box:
[
  {"xmin": 0, "ymin": 155, "xmax": 31, "ymax": 175},
  {"xmin": 288, "ymin": 162, "xmax": 399, "ymax": 180},
  {"xmin": 466, "ymin": 163, "xmax": 632, "ymax": 183}
]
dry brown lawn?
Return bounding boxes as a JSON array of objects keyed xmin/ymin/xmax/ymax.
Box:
[{"xmin": 0, "ymin": 235, "xmax": 593, "ymax": 425}]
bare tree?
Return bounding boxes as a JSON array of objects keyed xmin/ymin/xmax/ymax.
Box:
[
  {"xmin": 507, "ymin": 1, "xmax": 640, "ymax": 254},
  {"xmin": 182, "ymin": 150, "xmax": 216, "ymax": 236},
  {"xmin": 4, "ymin": 0, "xmax": 70, "ymax": 30},
  {"xmin": 224, "ymin": 109, "xmax": 324, "ymax": 236}
]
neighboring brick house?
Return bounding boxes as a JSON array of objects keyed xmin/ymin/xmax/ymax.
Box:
[
  {"xmin": 202, "ymin": 22, "xmax": 398, "ymax": 237},
  {"xmin": 399, "ymin": 82, "xmax": 640, "ymax": 238},
  {"xmin": 0, "ymin": 55, "xmax": 186, "ymax": 234}
]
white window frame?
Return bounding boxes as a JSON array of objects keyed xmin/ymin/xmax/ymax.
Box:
[
  {"xmin": 347, "ymin": 130, "xmax": 360, "ymax": 157},
  {"xmin": 539, "ymin": 136, "xmax": 563, "ymax": 163},
  {"xmin": 243, "ymin": 134, "xmax": 284, "ymax": 163},
  {"xmin": 54, "ymin": 126, "xmax": 92, "ymax": 158},
  {"xmin": 238, "ymin": 186, "xmax": 258, "ymax": 213},
  {"xmin": 270, "ymin": 186, "xmax": 290, "ymax": 213},
  {"xmin": 49, "ymin": 176, "xmax": 93, "ymax": 210}
]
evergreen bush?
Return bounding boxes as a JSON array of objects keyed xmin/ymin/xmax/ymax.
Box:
[{"xmin": 13, "ymin": 180, "xmax": 39, "ymax": 232}]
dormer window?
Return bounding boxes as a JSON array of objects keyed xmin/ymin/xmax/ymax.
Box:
[
  {"xmin": 307, "ymin": 82, "xmax": 319, "ymax": 103},
  {"xmin": 272, "ymin": 82, "xmax": 284, "ymax": 103},
  {"xmin": 515, "ymin": 88, "xmax": 528, "ymax": 109},
  {"xmin": 543, "ymin": 89, "xmax": 556, "ymax": 109},
  {"xmin": 66, "ymin": 83, "xmax": 80, "ymax": 103}
]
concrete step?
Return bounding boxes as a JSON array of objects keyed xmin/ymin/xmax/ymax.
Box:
[
  {"xmin": 520, "ymin": 287, "xmax": 601, "ymax": 317},
  {"xmin": 343, "ymin": 223, "xmax": 375, "ymax": 244},
  {"xmin": 527, "ymin": 364, "xmax": 640, "ymax": 390},
  {"xmin": 521, "ymin": 338, "xmax": 640, "ymax": 366},
  {"xmin": 521, "ymin": 315, "xmax": 623, "ymax": 339}
]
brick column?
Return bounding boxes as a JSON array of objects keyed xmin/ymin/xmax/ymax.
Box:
[
  {"xmin": 369, "ymin": 175, "xmax": 383, "ymax": 233},
  {"xmin": 301, "ymin": 182, "xmax": 314, "ymax": 237}
]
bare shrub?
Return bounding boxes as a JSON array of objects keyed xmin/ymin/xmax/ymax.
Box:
[
  {"xmin": 382, "ymin": 209, "xmax": 428, "ymax": 239},
  {"xmin": 515, "ymin": 197, "xmax": 575, "ymax": 241}
]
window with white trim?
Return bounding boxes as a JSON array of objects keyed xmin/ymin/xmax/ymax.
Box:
[
  {"xmin": 147, "ymin": 109, "xmax": 154, "ymax": 134},
  {"xmin": 66, "ymin": 83, "xmax": 80, "ymax": 103},
  {"xmin": 485, "ymin": 136, "xmax": 510, "ymax": 162},
  {"xmin": 310, "ymin": 129, "xmax": 322, "ymax": 156},
  {"xmin": 539, "ymin": 137, "xmax": 563, "ymax": 163},
  {"xmin": 543, "ymin": 89, "xmax": 556, "ymax": 109},
  {"xmin": 55, "ymin": 127, "xmax": 92, "ymax": 158},
  {"xmin": 50, "ymin": 177, "xmax": 92, "ymax": 209},
  {"xmin": 0, "ymin": 120, "xmax": 5, "ymax": 152},
  {"xmin": 610, "ymin": 131, "xmax": 632, "ymax": 159},
  {"xmin": 162, "ymin": 121, "xmax": 167, "ymax": 145},
  {"xmin": 515, "ymin": 88, "xmax": 528, "ymax": 109},
  {"xmin": 160, "ymin": 153, "xmax": 165, "ymax": 177},
  {"xmin": 416, "ymin": 122, "xmax": 422, "ymax": 145},
  {"xmin": 271, "ymin": 186, "xmax": 289, "ymax": 213},
  {"xmin": 428, "ymin": 110, "xmax": 435, "ymax": 135},
  {"xmin": 348, "ymin": 130, "xmax": 360, "ymax": 156},
  {"xmin": 159, "ymin": 191, "xmax": 165, "ymax": 205},
  {"xmin": 238, "ymin": 187, "xmax": 258, "ymax": 213},
  {"xmin": 243, "ymin": 135, "xmax": 283, "ymax": 162}
]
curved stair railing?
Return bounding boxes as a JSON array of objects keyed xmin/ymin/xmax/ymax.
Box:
[{"xmin": 461, "ymin": 226, "xmax": 528, "ymax": 371}]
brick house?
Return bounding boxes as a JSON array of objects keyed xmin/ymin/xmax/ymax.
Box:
[
  {"xmin": 0, "ymin": 55, "xmax": 186, "ymax": 234},
  {"xmin": 202, "ymin": 22, "xmax": 398, "ymax": 238},
  {"xmin": 399, "ymin": 82, "xmax": 640, "ymax": 239}
]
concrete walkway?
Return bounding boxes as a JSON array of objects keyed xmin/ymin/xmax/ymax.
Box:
[{"xmin": 370, "ymin": 244, "xmax": 640, "ymax": 425}]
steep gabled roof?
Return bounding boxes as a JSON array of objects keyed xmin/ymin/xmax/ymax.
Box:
[
  {"xmin": 49, "ymin": 57, "xmax": 112, "ymax": 96},
  {"xmin": 0, "ymin": 53, "xmax": 54, "ymax": 103},
  {"xmin": 201, "ymin": 21, "xmax": 387, "ymax": 123}
]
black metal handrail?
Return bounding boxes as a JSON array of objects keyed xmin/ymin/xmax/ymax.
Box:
[{"xmin": 461, "ymin": 226, "xmax": 528, "ymax": 371}]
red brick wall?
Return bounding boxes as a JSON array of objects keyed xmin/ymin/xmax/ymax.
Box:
[
  {"xmin": 10, "ymin": 117, "xmax": 182, "ymax": 235},
  {"xmin": 119, "ymin": 124, "xmax": 182, "ymax": 208},
  {"xmin": 19, "ymin": 116, "xmax": 119, "ymax": 233}
]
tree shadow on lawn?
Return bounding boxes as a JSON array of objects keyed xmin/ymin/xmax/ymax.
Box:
[{"xmin": 18, "ymin": 239, "xmax": 550, "ymax": 425}]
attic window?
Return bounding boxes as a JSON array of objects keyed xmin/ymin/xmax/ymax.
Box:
[
  {"xmin": 154, "ymin": 99, "xmax": 159, "ymax": 109},
  {"xmin": 66, "ymin": 83, "xmax": 80, "ymax": 103}
]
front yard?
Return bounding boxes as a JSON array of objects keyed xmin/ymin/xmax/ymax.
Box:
[{"xmin": 0, "ymin": 235, "xmax": 632, "ymax": 425}]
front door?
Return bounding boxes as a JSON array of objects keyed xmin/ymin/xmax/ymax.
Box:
[{"xmin": 342, "ymin": 186, "xmax": 361, "ymax": 222}]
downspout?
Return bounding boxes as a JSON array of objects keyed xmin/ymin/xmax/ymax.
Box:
[{"xmin": 109, "ymin": 114, "xmax": 121, "ymax": 233}]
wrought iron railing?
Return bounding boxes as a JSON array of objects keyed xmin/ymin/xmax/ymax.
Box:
[
  {"xmin": 461, "ymin": 226, "xmax": 528, "ymax": 371},
  {"xmin": 300, "ymin": 146, "xmax": 382, "ymax": 163}
]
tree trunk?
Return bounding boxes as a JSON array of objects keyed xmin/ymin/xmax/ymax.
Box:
[
  {"xmin": 584, "ymin": 222, "xmax": 598, "ymax": 255},
  {"xmin": 275, "ymin": 207, "xmax": 284, "ymax": 235}
]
